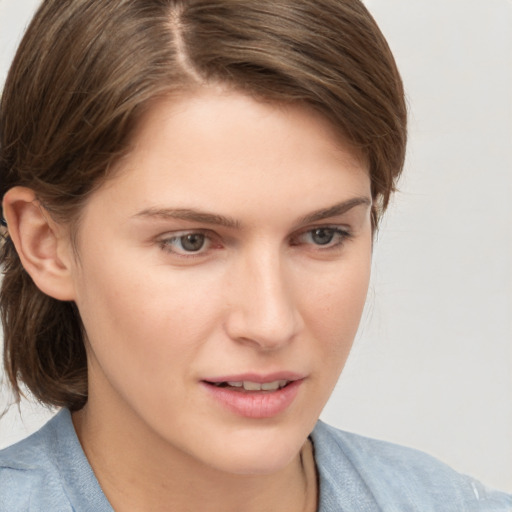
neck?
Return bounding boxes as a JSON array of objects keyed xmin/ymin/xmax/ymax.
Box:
[{"xmin": 72, "ymin": 398, "xmax": 317, "ymax": 512}]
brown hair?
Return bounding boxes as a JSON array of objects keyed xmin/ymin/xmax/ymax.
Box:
[{"xmin": 0, "ymin": 0, "xmax": 407, "ymax": 411}]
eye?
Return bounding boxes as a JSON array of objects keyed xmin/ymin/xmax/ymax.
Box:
[
  {"xmin": 159, "ymin": 231, "xmax": 213, "ymax": 256},
  {"xmin": 292, "ymin": 226, "xmax": 351, "ymax": 249},
  {"xmin": 309, "ymin": 228, "xmax": 338, "ymax": 245},
  {"xmin": 179, "ymin": 233, "xmax": 206, "ymax": 252}
]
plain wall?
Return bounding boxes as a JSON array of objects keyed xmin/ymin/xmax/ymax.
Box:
[{"xmin": 1, "ymin": 0, "xmax": 511, "ymax": 493}]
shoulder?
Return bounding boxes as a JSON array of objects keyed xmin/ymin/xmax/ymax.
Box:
[
  {"xmin": 311, "ymin": 421, "xmax": 512, "ymax": 512},
  {"xmin": 0, "ymin": 409, "xmax": 111, "ymax": 512},
  {"xmin": 0, "ymin": 410, "xmax": 72, "ymax": 511}
]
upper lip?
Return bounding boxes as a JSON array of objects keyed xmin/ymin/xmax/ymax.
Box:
[{"xmin": 203, "ymin": 372, "xmax": 305, "ymax": 384}]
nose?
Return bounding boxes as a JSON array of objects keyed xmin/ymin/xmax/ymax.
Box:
[{"xmin": 224, "ymin": 247, "xmax": 302, "ymax": 351}]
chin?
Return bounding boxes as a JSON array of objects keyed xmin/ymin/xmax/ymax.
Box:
[
  {"xmin": 198, "ymin": 422, "xmax": 311, "ymax": 476},
  {"xmin": 214, "ymin": 447, "xmax": 301, "ymax": 476}
]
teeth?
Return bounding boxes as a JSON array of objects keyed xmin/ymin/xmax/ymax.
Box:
[
  {"xmin": 261, "ymin": 381, "xmax": 280, "ymax": 391},
  {"xmin": 243, "ymin": 380, "xmax": 288, "ymax": 391},
  {"xmin": 213, "ymin": 380, "xmax": 290, "ymax": 390},
  {"xmin": 243, "ymin": 381, "xmax": 262, "ymax": 391}
]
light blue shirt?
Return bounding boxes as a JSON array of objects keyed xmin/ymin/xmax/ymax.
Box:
[{"xmin": 1, "ymin": 409, "xmax": 511, "ymax": 511}]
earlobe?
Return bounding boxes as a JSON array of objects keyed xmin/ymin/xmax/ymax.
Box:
[{"xmin": 2, "ymin": 186, "xmax": 76, "ymax": 301}]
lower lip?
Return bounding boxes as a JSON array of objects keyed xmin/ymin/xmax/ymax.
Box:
[{"xmin": 201, "ymin": 380, "xmax": 303, "ymax": 419}]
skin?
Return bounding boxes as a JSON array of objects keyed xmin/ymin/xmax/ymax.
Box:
[{"xmin": 4, "ymin": 87, "xmax": 373, "ymax": 511}]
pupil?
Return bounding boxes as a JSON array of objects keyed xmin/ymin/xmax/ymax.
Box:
[
  {"xmin": 312, "ymin": 228, "xmax": 334, "ymax": 245},
  {"xmin": 181, "ymin": 234, "xmax": 205, "ymax": 252}
]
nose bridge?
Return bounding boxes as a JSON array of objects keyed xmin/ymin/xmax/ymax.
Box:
[{"xmin": 225, "ymin": 243, "xmax": 299, "ymax": 349}]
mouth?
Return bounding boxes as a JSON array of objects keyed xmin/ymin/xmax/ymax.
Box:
[
  {"xmin": 201, "ymin": 374, "xmax": 304, "ymax": 418},
  {"xmin": 206, "ymin": 380, "xmax": 291, "ymax": 392}
]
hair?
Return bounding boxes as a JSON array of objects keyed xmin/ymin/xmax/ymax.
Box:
[{"xmin": 0, "ymin": 0, "xmax": 407, "ymax": 411}]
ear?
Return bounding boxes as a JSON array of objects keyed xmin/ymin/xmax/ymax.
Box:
[{"xmin": 2, "ymin": 186, "xmax": 76, "ymax": 301}]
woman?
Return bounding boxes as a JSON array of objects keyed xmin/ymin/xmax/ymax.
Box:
[{"xmin": 0, "ymin": 1, "xmax": 510, "ymax": 510}]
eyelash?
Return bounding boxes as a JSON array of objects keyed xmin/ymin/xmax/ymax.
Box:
[
  {"xmin": 158, "ymin": 230, "xmax": 217, "ymax": 257},
  {"xmin": 290, "ymin": 226, "xmax": 352, "ymax": 249},
  {"xmin": 158, "ymin": 226, "xmax": 352, "ymax": 258}
]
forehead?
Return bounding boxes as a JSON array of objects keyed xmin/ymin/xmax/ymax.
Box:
[
  {"xmin": 85, "ymin": 87, "xmax": 370, "ymax": 225},
  {"xmin": 130, "ymin": 85, "xmax": 365, "ymax": 158}
]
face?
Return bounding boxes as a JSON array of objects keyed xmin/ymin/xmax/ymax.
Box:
[{"xmin": 68, "ymin": 87, "xmax": 372, "ymax": 475}]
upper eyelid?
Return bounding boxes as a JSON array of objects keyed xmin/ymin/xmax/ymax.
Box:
[
  {"xmin": 156, "ymin": 224, "xmax": 352, "ymax": 239},
  {"xmin": 158, "ymin": 228, "xmax": 216, "ymax": 240},
  {"xmin": 157, "ymin": 224, "xmax": 349, "ymax": 236},
  {"xmin": 292, "ymin": 224, "xmax": 351, "ymax": 237}
]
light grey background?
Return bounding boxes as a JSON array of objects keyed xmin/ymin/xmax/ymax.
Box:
[{"xmin": 1, "ymin": 0, "xmax": 511, "ymax": 493}]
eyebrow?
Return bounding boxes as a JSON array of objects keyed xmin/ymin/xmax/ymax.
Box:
[
  {"xmin": 298, "ymin": 197, "xmax": 371, "ymax": 224},
  {"xmin": 133, "ymin": 207, "xmax": 241, "ymax": 229},
  {"xmin": 133, "ymin": 196, "xmax": 371, "ymax": 229}
]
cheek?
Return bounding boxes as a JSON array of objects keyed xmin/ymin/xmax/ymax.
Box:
[
  {"xmin": 299, "ymin": 247, "xmax": 372, "ymax": 360},
  {"xmin": 74, "ymin": 263, "xmax": 225, "ymax": 418},
  {"xmin": 73, "ymin": 253, "xmax": 221, "ymax": 375}
]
